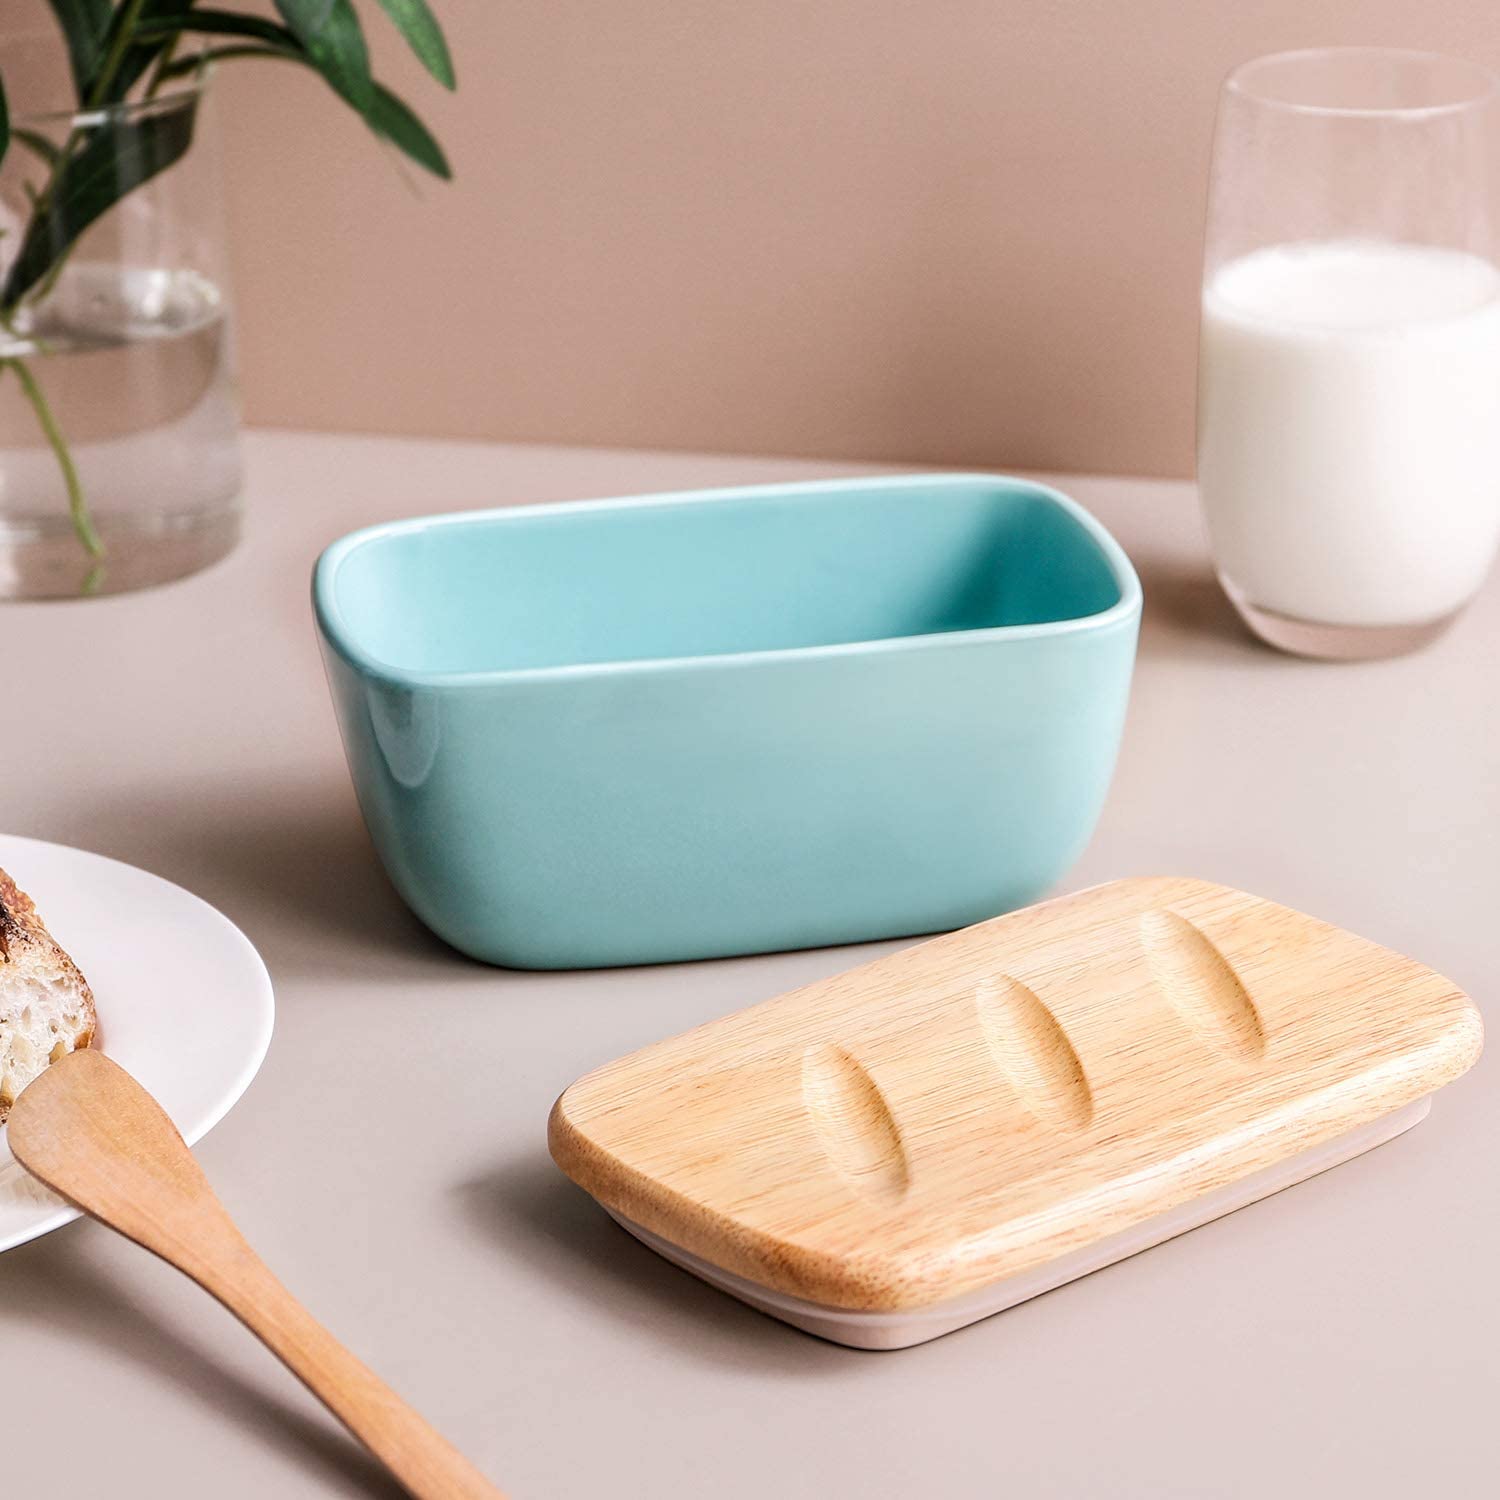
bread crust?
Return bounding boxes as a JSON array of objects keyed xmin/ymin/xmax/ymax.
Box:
[{"xmin": 0, "ymin": 866, "xmax": 97, "ymax": 1123}]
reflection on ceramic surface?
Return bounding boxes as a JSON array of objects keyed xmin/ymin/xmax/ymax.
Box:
[{"xmin": 366, "ymin": 679, "xmax": 442, "ymax": 790}]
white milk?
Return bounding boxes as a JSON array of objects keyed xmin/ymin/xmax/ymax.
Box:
[{"xmin": 1198, "ymin": 240, "xmax": 1500, "ymax": 626}]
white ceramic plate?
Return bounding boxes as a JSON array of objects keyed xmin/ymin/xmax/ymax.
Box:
[{"xmin": 0, "ymin": 834, "xmax": 274, "ymax": 1254}]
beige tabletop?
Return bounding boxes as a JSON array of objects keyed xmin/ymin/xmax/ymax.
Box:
[{"xmin": 4, "ymin": 431, "xmax": 1496, "ymax": 1498}]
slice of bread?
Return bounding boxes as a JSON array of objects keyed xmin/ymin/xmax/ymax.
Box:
[{"xmin": 0, "ymin": 866, "xmax": 97, "ymax": 1123}]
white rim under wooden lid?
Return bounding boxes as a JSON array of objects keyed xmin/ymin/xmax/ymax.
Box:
[{"xmin": 548, "ymin": 877, "xmax": 1482, "ymax": 1314}]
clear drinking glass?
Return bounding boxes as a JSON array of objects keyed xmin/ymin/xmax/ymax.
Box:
[
  {"xmin": 1198, "ymin": 48, "xmax": 1500, "ymax": 659},
  {"xmin": 0, "ymin": 43, "xmax": 242, "ymax": 600}
]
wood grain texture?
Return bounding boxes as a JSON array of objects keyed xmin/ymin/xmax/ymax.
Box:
[
  {"xmin": 975, "ymin": 974, "xmax": 1094, "ymax": 1131},
  {"xmin": 7, "ymin": 1051, "xmax": 504, "ymax": 1500},
  {"xmin": 549, "ymin": 877, "xmax": 1483, "ymax": 1313},
  {"xmin": 800, "ymin": 1045, "xmax": 911, "ymax": 1205}
]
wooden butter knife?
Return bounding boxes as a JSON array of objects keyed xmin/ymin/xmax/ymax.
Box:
[{"xmin": 7, "ymin": 1049, "xmax": 505, "ymax": 1500}]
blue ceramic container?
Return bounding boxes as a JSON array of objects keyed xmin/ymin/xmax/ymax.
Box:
[{"xmin": 313, "ymin": 475, "xmax": 1141, "ymax": 969}]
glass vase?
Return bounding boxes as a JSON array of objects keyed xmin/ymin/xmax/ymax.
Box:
[{"xmin": 0, "ymin": 78, "xmax": 242, "ymax": 599}]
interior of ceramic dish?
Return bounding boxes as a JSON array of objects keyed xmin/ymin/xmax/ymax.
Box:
[{"xmin": 322, "ymin": 478, "xmax": 1130, "ymax": 676}]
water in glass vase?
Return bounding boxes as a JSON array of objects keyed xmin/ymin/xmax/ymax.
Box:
[{"xmin": 0, "ymin": 262, "xmax": 243, "ymax": 599}]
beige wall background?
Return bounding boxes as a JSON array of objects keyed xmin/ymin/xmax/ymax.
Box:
[{"xmin": 14, "ymin": 3, "xmax": 1500, "ymax": 475}]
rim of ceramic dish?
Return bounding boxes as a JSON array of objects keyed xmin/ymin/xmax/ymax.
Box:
[
  {"xmin": 1224, "ymin": 46, "xmax": 1499, "ymax": 121},
  {"xmin": 312, "ymin": 474, "xmax": 1144, "ymax": 690}
]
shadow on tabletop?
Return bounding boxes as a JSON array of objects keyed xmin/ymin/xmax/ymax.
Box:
[
  {"xmin": 52, "ymin": 776, "xmax": 469, "ymax": 983},
  {"xmin": 1127, "ymin": 551, "xmax": 1479, "ymax": 667},
  {"xmin": 1130, "ymin": 552, "xmax": 1261, "ymax": 657},
  {"xmin": 0, "ymin": 1227, "xmax": 405, "ymax": 1498},
  {"xmin": 455, "ymin": 1155, "xmax": 862, "ymax": 1378}
]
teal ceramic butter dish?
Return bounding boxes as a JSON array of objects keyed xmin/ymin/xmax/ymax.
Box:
[{"xmin": 312, "ymin": 475, "xmax": 1141, "ymax": 968}]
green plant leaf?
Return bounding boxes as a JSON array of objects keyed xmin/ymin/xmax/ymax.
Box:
[
  {"xmin": 135, "ymin": 7, "xmax": 301, "ymax": 49},
  {"xmin": 155, "ymin": 34, "xmax": 451, "ymax": 180},
  {"xmin": 0, "ymin": 95, "xmax": 199, "ymax": 308},
  {"xmin": 128, "ymin": 6, "xmax": 301, "ymax": 98},
  {"xmin": 98, "ymin": 0, "xmax": 199, "ymax": 104},
  {"xmin": 373, "ymin": 0, "xmax": 455, "ymax": 89},
  {"xmin": 272, "ymin": 0, "xmax": 374, "ymax": 111},
  {"xmin": 160, "ymin": 44, "xmax": 298, "ymax": 80},
  {"xmin": 10, "ymin": 127, "xmax": 63, "ymax": 168},
  {"xmin": 367, "ymin": 82, "xmax": 450, "ymax": 177},
  {"xmin": 43, "ymin": 0, "xmax": 115, "ymax": 103}
]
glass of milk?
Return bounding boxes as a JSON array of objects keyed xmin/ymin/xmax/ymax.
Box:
[{"xmin": 1199, "ymin": 48, "xmax": 1500, "ymax": 658}]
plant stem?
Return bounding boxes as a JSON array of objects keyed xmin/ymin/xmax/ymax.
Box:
[
  {"xmin": 23, "ymin": 0, "xmax": 158, "ymax": 311},
  {"xmin": 0, "ymin": 3, "xmax": 159, "ymax": 569},
  {"xmin": 161, "ymin": 45, "xmax": 288, "ymax": 80},
  {"xmin": 145, "ymin": 35, "xmax": 183, "ymax": 100},
  {"xmin": 86, "ymin": 0, "xmax": 152, "ymax": 110},
  {"xmin": 26, "ymin": 205, "xmax": 80, "ymax": 310},
  {"xmin": 2, "ymin": 357, "xmax": 104, "ymax": 559}
]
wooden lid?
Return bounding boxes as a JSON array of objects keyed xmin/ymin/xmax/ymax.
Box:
[{"xmin": 549, "ymin": 878, "xmax": 1482, "ymax": 1313}]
